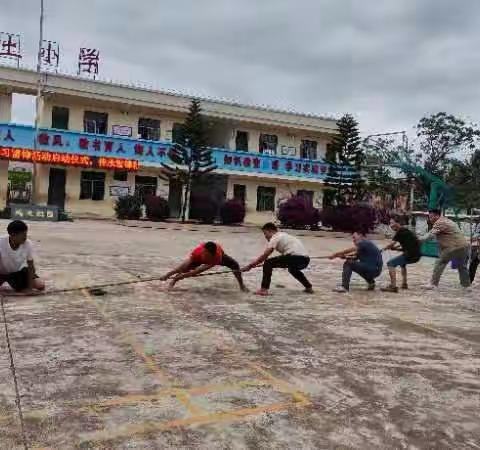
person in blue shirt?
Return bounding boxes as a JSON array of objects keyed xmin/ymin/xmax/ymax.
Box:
[{"xmin": 329, "ymin": 230, "xmax": 383, "ymax": 293}]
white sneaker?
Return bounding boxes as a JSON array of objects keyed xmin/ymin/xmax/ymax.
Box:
[{"xmin": 333, "ymin": 286, "xmax": 348, "ymax": 293}]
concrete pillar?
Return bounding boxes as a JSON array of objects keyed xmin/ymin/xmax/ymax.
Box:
[
  {"xmin": 248, "ymin": 130, "xmax": 260, "ymax": 152},
  {"xmin": 161, "ymin": 120, "xmax": 174, "ymax": 141},
  {"xmin": 32, "ymin": 164, "xmax": 50, "ymax": 205},
  {"xmin": 0, "ymin": 93, "xmax": 12, "ymax": 122},
  {"xmin": 0, "ymin": 160, "xmax": 9, "ymax": 209}
]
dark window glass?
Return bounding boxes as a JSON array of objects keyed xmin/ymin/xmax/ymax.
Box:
[
  {"xmin": 297, "ymin": 189, "xmax": 314, "ymax": 206},
  {"xmin": 80, "ymin": 171, "xmax": 106, "ymax": 201},
  {"xmin": 52, "ymin": 106, "xmax": 69, "ymax": 130},
  {"xmin": 84, "ymin": 111, "xmax": 108, "ymax": 134},
  {"xmin": 233, "ymin": 184, "xmax": 246, "ymax": 203},
  {"xmin": 300, "ymin": 140, "xmax": 318, "ymax": 160},
  {"xmin": 259, "ymin": 134, "xmax": 278, "ymax": 155},
  {"xmin": 138, "ymin": 118, "xmax": 161, "ymax": 141},
  {"xmin": 172, "ymin": 123, "xmax": 184, "ymax": 143},
  {"xmin": 256, "ymin": 186, "xmax": 276, "ymax": 212},
  {"xmin": 235, "ymin": 131, "xmax": 249, "ymax": 151}
]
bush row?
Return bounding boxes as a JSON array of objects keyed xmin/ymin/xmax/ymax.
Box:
[{"xmin": 115, "ymin": 193, "xmax": 391, "ymax": 232}]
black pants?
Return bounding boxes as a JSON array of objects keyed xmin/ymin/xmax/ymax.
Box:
[
  {"xmin": 185, "ymin": 253, "xmax": 240, "ymax": 272},
  {"xmin": 261, "ymin": 255, "xmax": 311, "ymax": 290},
  {"xmin": 0, "ymin": 267, "xmax": 38, "ymax": 292},
  {"xmin": 470, "ymin": 247, "xmax": 479, "ymax": 283}
]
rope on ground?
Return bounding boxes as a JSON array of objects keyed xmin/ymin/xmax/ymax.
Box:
[
  {"xmin": 0, "ymin": 294, "xmax": 28, "ymax": 450},
  {"xmin": 4, "ymin": 255, "xmax": 332, "ymax": 298}
]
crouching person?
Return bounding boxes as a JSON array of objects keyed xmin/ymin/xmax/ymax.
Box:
[
  {"xmin": 330, "ymin": 230, "xmax": 383, "ymax": 293},
  {"xmin": 0, "ymin": 220, "xmax": 45, "ymax": 295}
]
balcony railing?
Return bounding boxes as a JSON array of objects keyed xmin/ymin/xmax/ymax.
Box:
[{"xmin": 0, "ymin": 123, "xmax": 352, "ymax": 181}]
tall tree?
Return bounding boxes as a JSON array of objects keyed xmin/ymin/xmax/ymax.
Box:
[
  {"xmin": 447, "ymin": 150, "xmax": 480, "ymax": 213},
  {"xmin": 415, "ymin": 112, "xmax": 478, "ymax": 177},
  {"xmin": 324, "ymin": 114, "xmax": 365, "ymax": 204},
  {"xmin": 161, "ymin": 99, "xmax": 216, "ymax": 222}
]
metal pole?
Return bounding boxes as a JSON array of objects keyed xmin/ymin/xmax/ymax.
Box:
[{"xmin": 31, "ymin": 0, "xmax": 44, "ymax": 205}]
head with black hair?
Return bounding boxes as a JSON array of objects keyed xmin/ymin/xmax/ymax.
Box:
[
  {"xmin": 390, "ymin": 214, "xmax": 407, "ymax": 232},
  {"xmin": 261, "ymin": 222, "xmax": 278, "ymax": 241},
  {"xmin": 352, "ymin": 229, "xmax": 367, "ymax": 245},
  {"xmin": 428, "ymin": 209, "xmax": 442, "ymax": 225},
  {"xmin": 7, "ymin": 220, "xmax": 28, "ymax": 247}
]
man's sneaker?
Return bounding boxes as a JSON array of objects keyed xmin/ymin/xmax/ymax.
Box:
[
  {"xmin": 423, "ymin": 284, "xmax": 437, "ymax": 290},
  {"xmin": 367, "ymin": 283, "xmax": 376, "ymax": 291},
  {"xmin": 333, "ymin": 286, "xmax": 348, "ymax": 293},
  {"xmin": 463, "ymin": 286, "xmax": 473, "ymax": 293},
  {"xmin": 401, "ymin": 283, "xmax": 409, "ymax": 290},
  {"xmin": 304, "ymin": 287, "xmax": 315, "ymax": 294},
  {"xmin": 381, "ymin": 285, "xmax": 399, "ymax": 293}
]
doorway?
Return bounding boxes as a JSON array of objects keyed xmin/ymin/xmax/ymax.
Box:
[
  {"xmin": 48, "ymin": 168, "xmax": 66, "ymax": 209},
  {"xmin": 168, "ymin": 179, "xmax": 183, "ymax": 218},
  {"xmin": 135, "ymin": 176, "xmax": 157, "ymax": 204}
]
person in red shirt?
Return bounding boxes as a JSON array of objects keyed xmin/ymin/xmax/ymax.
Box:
[{"xmin": 160, "ymin": 242, "xmax": 248, "ymax": 291}]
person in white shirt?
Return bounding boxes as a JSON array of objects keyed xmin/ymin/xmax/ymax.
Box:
[
  {"xmin": 242, "ymin": 222, "xmax": 313, "ymax": 296},
  {"xmin": 0, "ymin": 220, "xmax": 45, "ymax": 294}
]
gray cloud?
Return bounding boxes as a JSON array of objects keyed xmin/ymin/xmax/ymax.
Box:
[{"xmin": 2, "ymin": 0, "xmax": 480, "ymax": 137}]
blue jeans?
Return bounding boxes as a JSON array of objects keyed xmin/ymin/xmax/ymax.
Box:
[{"xmin": 342, "ymin": 261, "xmax": 382, "ymax": 290}]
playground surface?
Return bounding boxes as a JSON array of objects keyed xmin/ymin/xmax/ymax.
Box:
[{"xmin": 1, "ymin": 220, "xmax": 479, "ymax": 449}]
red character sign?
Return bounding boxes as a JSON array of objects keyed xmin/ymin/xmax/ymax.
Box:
[
  {"xmin": 0, "ymin": 33, "xmax": 22, "ymax": 63},
  {"xmin": 40, "ymin": 41, "xmax": 60, "ymax": 69},
  {"xmin": 78, "ymin": 48, "xmax": 100, "ymax": 77}
]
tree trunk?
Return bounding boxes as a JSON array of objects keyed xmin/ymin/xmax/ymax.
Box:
[{"xmin": 181, "ymin": 169, "xmax": 191, "ymax": 223}]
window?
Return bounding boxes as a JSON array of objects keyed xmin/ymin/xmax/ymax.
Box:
[
  {"xmin": 300, "ymin": 140, "xmax": 318, "ymax": 160},
  {"xmin": 297, "ymin": 190, "xmax": 314, "ymax": 206},
  {"xmin": 233, "ymin": 184, "xmax": 246, "ymax": 203},
  {"xmin": 135, "ymin": 176, "xmax": 158, "ymax": 204},
  {"xmin": 325, "ymin": 143, "xmax": 336, "ymax": 162},
  {"xmin": 113, "ymin": 170, "xmax": 128, "ymax": 182},
  {"xmin": 138, "ymin": 117, "xmax": 160, "ymax": 141},
  {"xmin": 259, "ymin": 134, "xmax": 278, "ymax": 155},
  {"xmin": 51, "ymin": 106, "xmax": 69, "ymax": 130},
  {"xmin": 256, "ymin": 186, "xmax": 276, "ymax": 212},
  {"xmin": 80, "ymin": 171, "xmax": 106, "ymax": 201},
  {"xmin": 235, "ymin": 131, "xmax": 249, "ymax": 151},
  {"xmin": 172, "ymin": 123, "xmax": 184, "ymax": 143},
  {"xmin": 83, "ymin": 111, "xmax": 108, "ymax": 134}
]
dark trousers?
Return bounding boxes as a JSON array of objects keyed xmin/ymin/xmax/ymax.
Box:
[
  {"xmin": 261, "ymin": 255, "xmax": 311, "ymax": 290},
  {"xmin": 342, "ymin": 260, "xmax": 381, "ymax": 290},
  {"xmin": 470, "ymin": 247, "xmax": 479, "ymax": 283}
]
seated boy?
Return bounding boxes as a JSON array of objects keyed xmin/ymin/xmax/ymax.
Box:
[
  {"xmin": 0, "ymin": 220, "xmax": 45, "ymax": 294},
  {"xmin": 160, "ymin": 241, "xmax": 247, "ymax": 291}
]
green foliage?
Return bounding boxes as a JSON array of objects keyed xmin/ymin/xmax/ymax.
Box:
[
  {"xmin": 447, "ymin": 150, "xmax": 480, "ymax": 212},
  {"xmin": 415, "ymin": 112, "xmax": 479, "ymax": 178},
  {"xmin": 145, "ymin": 195, "xmax": 170, "ymax": 221},
  {"xmin": 324, "ymin": 113, "xmax": 365, "ymax": 204},
  {"xmin": 114, "ymin": 195, "xmax": 142, "ymax": 220},
  {"xmin": 161, "ymin": 99, "xmax": 217, "ymax": 222}
]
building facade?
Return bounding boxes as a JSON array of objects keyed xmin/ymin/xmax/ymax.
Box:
[{"xmin": 0, "ymin": 65, "xmax": 339, "ymax": 223}]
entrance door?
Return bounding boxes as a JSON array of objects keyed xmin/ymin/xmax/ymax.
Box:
[
  {"xmin": 48, "ymin": 168, "xmax": 66, "ymax": 209},
  {"xmin": 135, "ymin": 176, "xmax": 158, "ymax": 204},
  {"xmin": 168, "ymin": 179, "xmax": 183, "ymax": 218}
]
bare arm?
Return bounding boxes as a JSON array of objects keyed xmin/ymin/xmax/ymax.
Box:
[
  {"xmin": 330, "ymin": 246, "xmax": 357, "ymax": 259},
  {"xmin": 172, "ymin": 264, "xmax": 214, "ymax": 281},
  {"xmin": 161, "ymin": 258, "xmax": 192, "ymax": 280},
  {"xmin": 242, "ymin": 248, "xmax": 274, "ymax": 272},
  {"xmin": 382, "ymin": 241, "xmax": 400, "ymax": 251}
]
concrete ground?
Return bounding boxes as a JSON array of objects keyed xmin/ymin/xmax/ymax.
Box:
[{"xmin": 0, "ymin": 220, "xmax": 479, "ymax": 450}]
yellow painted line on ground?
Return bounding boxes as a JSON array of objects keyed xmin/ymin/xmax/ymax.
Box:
[
  {"xmin": 80, "ymin": 400, "xmax": 308, "ymax": 445},
  {"xmin": 248, "ymin": 363, "xmax": 311, "ymax": 405},
  {"xmin": 81, "ymin": 288, "xmax": 204, "ymax": 417}
]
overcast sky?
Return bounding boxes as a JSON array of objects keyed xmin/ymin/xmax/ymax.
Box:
[{"xmin": 2, "ymin": 0, "xmax": 480, "ymax": 137}]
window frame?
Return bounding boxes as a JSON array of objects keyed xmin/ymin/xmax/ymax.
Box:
[
  {"xmin": 79, "ymin": 171, "xmax": 106, "ymax": 201},
  {"xmin": 51, "ymin": 106, "xmax": 69, "ymax": 130},
  {"xmin": 83, "ymin": 111, "xmax": 108, "ymax": 135},
  {"xmin": 300, "ymin": 139, "xmax": 318, "ymax": 160},
  {"xmin": 256, "ymin": 186, "xmax": 276, "ymax": 212},
  {"xmin": 235, "ymin": 131, "xmax": 249, "ymax": 151},
  {"xmin": 233, "ymin": 184, "xmax": 246, "ymax": 203},
  {"xmin": 259, "ymin": 134, "xmax": 278, "ymax": 155},
  {"xmin": 138, "ymin": 117, "xmax": 161, "ymax": 141}
]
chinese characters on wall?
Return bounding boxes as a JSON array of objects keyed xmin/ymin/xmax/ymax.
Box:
[{"xmin": 0, "ymin": 31, "xmax": 100, "ymax": 77}]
